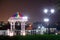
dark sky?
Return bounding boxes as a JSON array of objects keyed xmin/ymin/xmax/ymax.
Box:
[{"xmin": 0, "ymin": 0, "xmax": 60, "ymax": 22}]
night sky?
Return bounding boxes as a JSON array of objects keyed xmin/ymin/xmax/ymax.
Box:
[{"xmin": 0, "ymin": 0, "xmax": 60, "ymax": 22}]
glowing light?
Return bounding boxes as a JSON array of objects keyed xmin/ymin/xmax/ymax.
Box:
[
  {"xmin": 21, "ymin": 31, "xmax": 26, "ymax": 36},
  {"xmin": 44, "ymin": 18, "xmax": 49, "ymax": 22},
  {"xmin": 29, "ymin": 24, "xmax": 32, "ymax": 27},
  {"xmin": 9, "ymin": 32, "xmax": 14, "ymax": 36},
  {"xmin": 12, "ymin": 12, "xmax": 22, "ymax": 18},
  {"xmin": 23, "ymin": 16, "xmax": 28, "ymax": 19},
  {"xmin": 7, "ymin": 29, "xmax": 14, "ymax": 36},
  {"xmin": 22, "ymin": 16, "xmax": 28, "ymax": 21},
  {"xmin": 23, "ymin": 32, "xmax": 26, "ymax": 36},
  {"xmin": 50, "ymin": 9, "xmax": 55, "ymax": 13},
  {"xmin": 38, "ymin": 26, "xmax": 40, "ymax": 28},
  {"xmin": 55, "ymin": 33, "xmax": 58, "ymax": 35},
  {"xmin": 44, "ymin": 9, "xmax": 48, "ymax": 13}
]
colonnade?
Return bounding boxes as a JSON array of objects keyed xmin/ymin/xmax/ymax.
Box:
[{"xmin": 9, "ymin": 21, "xmax": 26, "ymax": 36}]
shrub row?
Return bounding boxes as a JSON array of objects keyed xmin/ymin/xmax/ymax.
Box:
[{"xmin": 0, "ymin": 34, "xmax": 60, "ymax": 40}]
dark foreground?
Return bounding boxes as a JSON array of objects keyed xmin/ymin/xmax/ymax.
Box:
[{"xmin": 0, "ymin": 34, "xmax": 60, "ymax": 40}]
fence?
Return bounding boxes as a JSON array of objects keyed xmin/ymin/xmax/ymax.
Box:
[{"xmin": 0, "ymin": 30, "xmax": 46, "ymax": 36}]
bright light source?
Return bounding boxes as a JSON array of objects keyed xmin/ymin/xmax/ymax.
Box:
[
  {"xmin": 29, "ymin": 24, "xmax": 32, "ymax": 27},
  {"xmin": 38, "ymin": 26, "xmax": 40, "ymax": 28},
  {"xmin": 7, "ymin": 29, "xmax": 14, "ymax": 36},
  {"xmin": 44, "ymin": 18, "xmax": 49, "ymax": 22},
  {"xmin": 21, "ymin": 31, "xmax": 26, "ymax": 36},
  {"xmin": 44, "ymin": 9, "xmax": 48, "ymax": 13},
  {"xmin": 22, "ymin": 16, "xmax": 28, "ymax": 21},
  {"xmin": 41, "ymin": 26, "xmax": 46, "ymax": 32},
  {"xmin": 55, "ymin": 33, "xmax": 58, "ymax": 35},
  {"xmin": 9, "ymin": 32, "xmax": 14, "ymax": 36},
  {"xmin": 50, "ymin": 9, "xmax": 55, "ymax": 13},
  {"xmin": 23, "ymin": 16, "xmax": 28, "ymax": 19},
  {"xmin": 23, "ymin": 32, "xmax": 26, "ymax": 36}
]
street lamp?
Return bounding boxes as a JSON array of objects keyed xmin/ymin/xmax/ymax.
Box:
[
  {"xmin": 43, "ymin": 18, "xmax": 49, "ymax": 34},
  {"xmin": 50, "ymin": 9, "xmax": 55, "ymax": 14},
  {"xmin": 43, "ymin": 8, "xmax": 55, "ymax": 34},
  {"xmin": 44, "ymin": 18, "xmax": 49, "ymax": 22},
  {"xmin": 43, "ymin": 8, "xmax": 55, "ymax": 14},
  {"xmin": 43, "ymin": 9, "xmax": 48, "ymax": 13}
]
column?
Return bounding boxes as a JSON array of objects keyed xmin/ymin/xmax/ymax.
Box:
[
  {"xmin": 21, "ymin": 22, "xmax": 26, "ymax": 35},
  {"xmin": 13, "ymin": 22, "xmax": 15, "ymax": 30},
  {"xmin": 10, "ymin": 22, "xmax": 13, "ymax": 31},
  {"xmin": 9, "ymin": 22, "xmax": 15, "ymax": 36}
]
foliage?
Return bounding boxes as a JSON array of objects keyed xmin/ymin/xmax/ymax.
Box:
[{"xmin": 0, "ymin": 34, "xmax": 60, "ymax": 40}]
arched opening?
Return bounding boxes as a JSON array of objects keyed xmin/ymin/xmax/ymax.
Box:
[{"xmin": 15, "ymin": 21, "xmax": 21, "ymax": 30}]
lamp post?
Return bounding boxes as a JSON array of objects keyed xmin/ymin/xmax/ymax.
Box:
[
  {"xmin": 43, "ymin": 8, "xmax": 55, "ymax": 34},
  {"xmin": 43, "ymin": 18, "xmax": 49, "ymax": 34}
]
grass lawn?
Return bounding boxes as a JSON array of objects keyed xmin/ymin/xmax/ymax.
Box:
[{"xmin": 0, "ymin": 34, "xmax": 60, "ymax": 40}]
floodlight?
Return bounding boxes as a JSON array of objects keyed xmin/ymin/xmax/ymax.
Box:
[
  {"xmin": 50, "ymin": 9, "xmax": 55, "ymax": 13},
  {"xmin": 43, "ymin": 9, "xmax": 48, "ymax": 13}
]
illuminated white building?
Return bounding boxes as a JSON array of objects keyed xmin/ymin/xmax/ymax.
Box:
[{"xmin": 7, "ymin": 12, "xmax": 28, "ymax": 36}]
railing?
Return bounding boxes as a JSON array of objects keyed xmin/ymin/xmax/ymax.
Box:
[
  {"xmin": 15, "ymin": 30, "xmax": 42, "ymax": 35},
  {"xmin": 0, "ymin": 30, "xmax": 46, "ymax": 36},
  {"xmin": 0, "ymin": 30, "xmax": 6, "ymax": 35}
]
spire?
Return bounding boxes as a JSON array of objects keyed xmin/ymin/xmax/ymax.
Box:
[
  {"xmin": 12, "ymin": 12, "xmax": 23, "ymax": 18},
  {"xmin": 17, "ymin": 12, "xmax": 20, "ymax": 17}
]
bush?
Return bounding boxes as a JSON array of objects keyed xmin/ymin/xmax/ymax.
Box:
[{"xmin": 0, "ymin": 34, "xmax": 60, "ymax": 40}]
